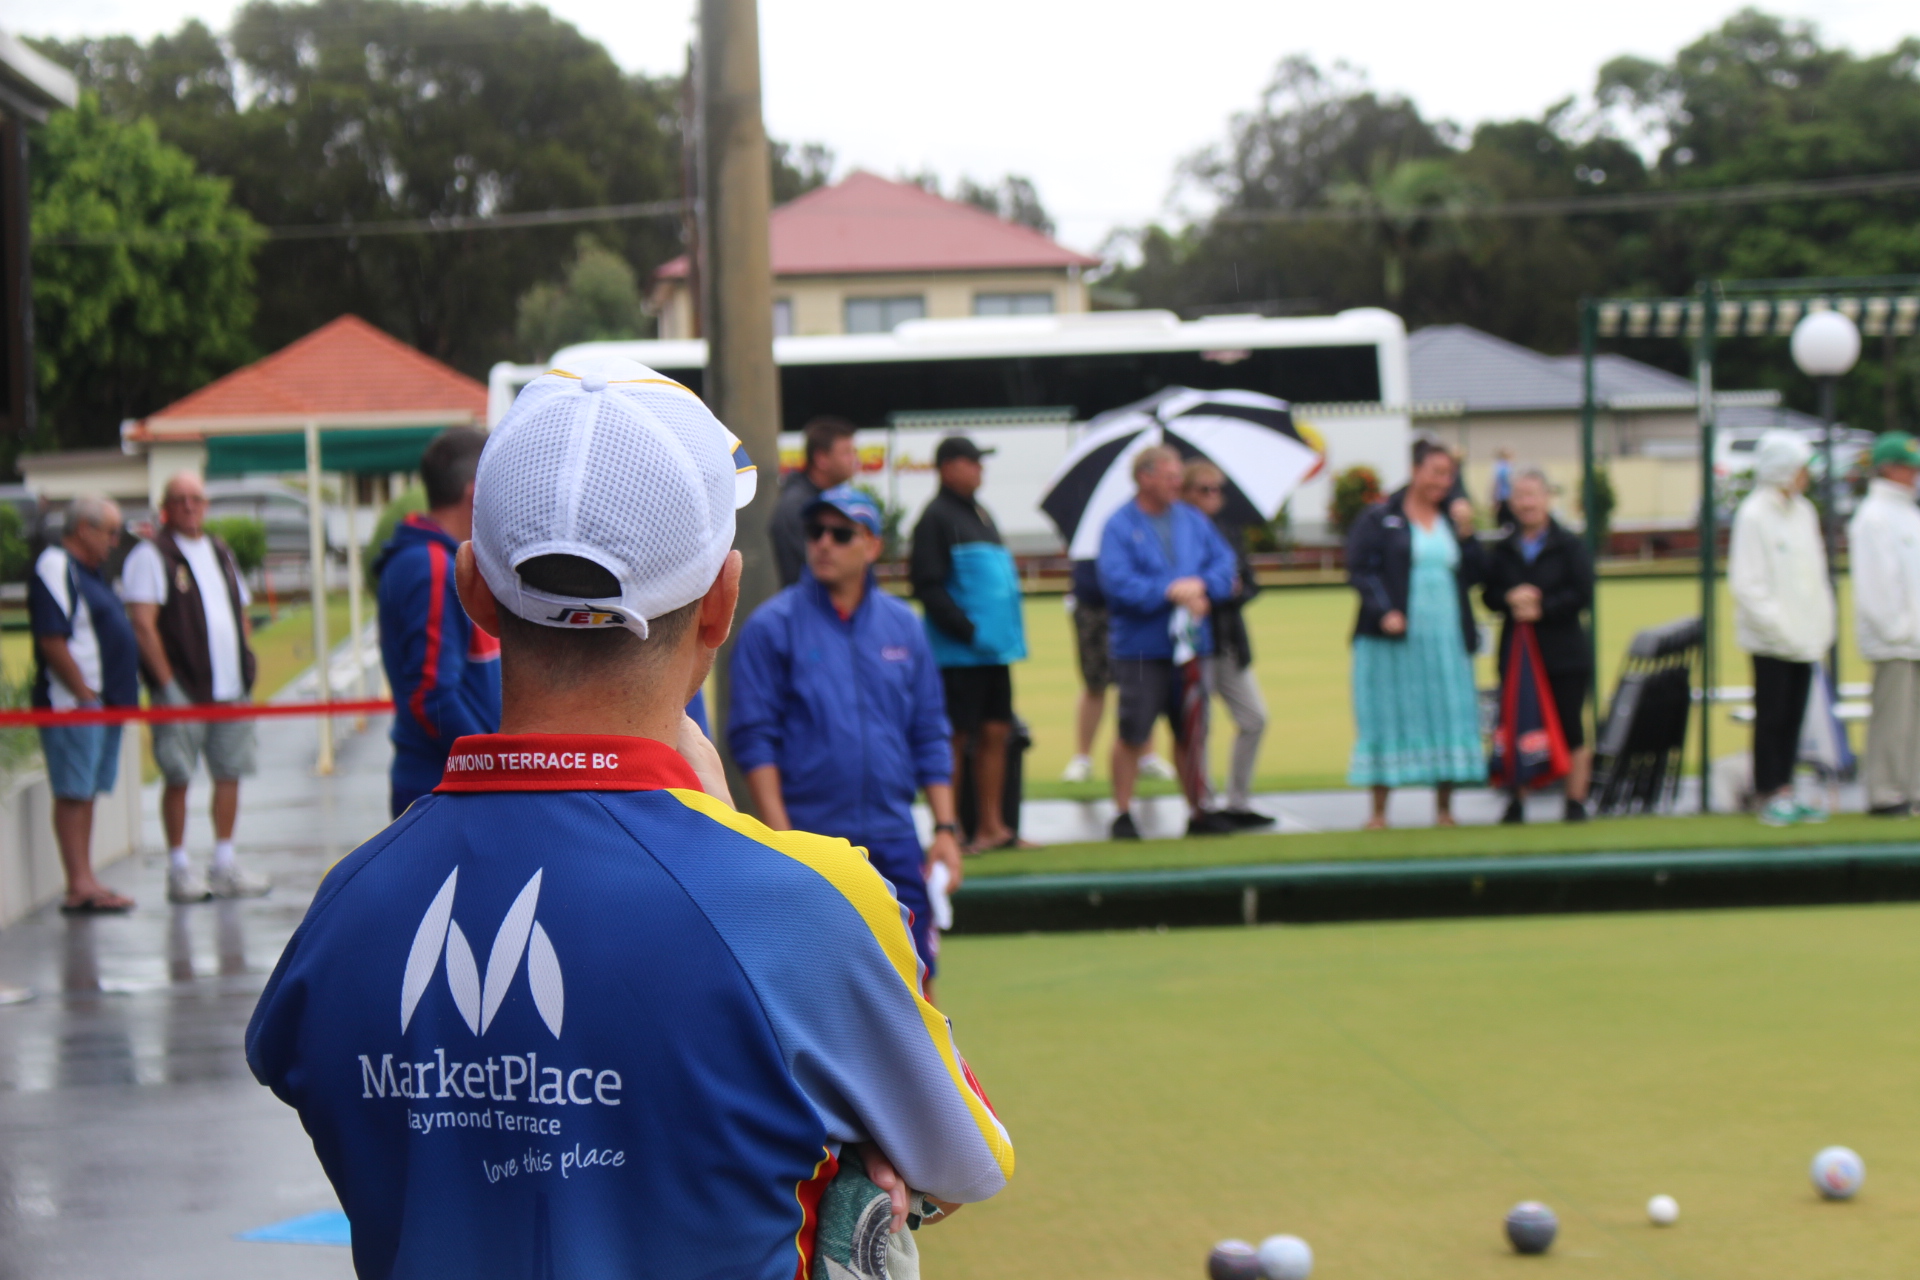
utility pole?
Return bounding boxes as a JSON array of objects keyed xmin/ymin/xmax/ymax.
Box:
[{"xmin": 697, "ymin": 0, "xmax": 780, "ymax": 801}]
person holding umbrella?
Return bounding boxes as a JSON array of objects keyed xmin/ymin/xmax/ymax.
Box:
[
  {"xmin": 1481, "ymin": 466, "xmax": 1595, "ymax": 823},
  {"xmin": 1345, "ymin": 438, "xmax": 1486, "ymax": 829},
  {"xmin": 1097, "ymin": 445, "xmax": 1238, "ymax": 839}
]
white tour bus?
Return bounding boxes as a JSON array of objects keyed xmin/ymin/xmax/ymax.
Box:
[{"xmin": 489, "ymin": 308, "xmax": 1412, "ymax": 551}]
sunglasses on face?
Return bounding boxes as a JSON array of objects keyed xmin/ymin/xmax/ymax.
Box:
[{"xmin": 805, "ymin": 521, "xmax": 858, "ymax": 545}]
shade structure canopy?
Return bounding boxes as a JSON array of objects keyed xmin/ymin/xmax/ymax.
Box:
[
  {"xmin": 203, "ymin": 425, "xmax": 448, "ymax": 477},
  {"xmin": 1039, "ymin": 387, "xmax": 1325, "ymax": 560}
]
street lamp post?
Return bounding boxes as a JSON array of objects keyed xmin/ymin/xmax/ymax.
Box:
[{"xmin": 1790, "ymin": 308, "xmax": 1861, "ymax": 685}]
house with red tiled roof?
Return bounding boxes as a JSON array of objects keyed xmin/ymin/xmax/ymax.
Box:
[
  {"xmin": 123, "ymin": 314, "xmax": 487, "ymax": 504},
  {"xmin": 652, "ymin": 171, "xmax": 1101, "ymax": 339}
]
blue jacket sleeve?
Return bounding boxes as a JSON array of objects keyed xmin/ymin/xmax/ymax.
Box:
[
  {"xmin": 724, "ymin": 609, "xmax": 788, "ymax": 773},
  {"xmin": 1195, "ymin": 511, "xmax": 1237, "ymax": 600},
  {"xmin": 1346, "ymin": 507, "xmax": 1394, "ymax": 617},
  {"xmin": 1096, "ymin": 509, "xmax": 1173, "ymax": 613},
  {"xmin": 386, "ymin": 543, "xmax": 494, "ymax": 743},
  {"xmin": 908, "ymin": 629, "xmax": 953, "ymax": 788}
]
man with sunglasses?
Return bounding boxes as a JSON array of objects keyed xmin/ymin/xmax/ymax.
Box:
[
  {"xmin": 728, "ymin": 485, "xmax": 963, "ymax": 998},
  {"xmin": 124, "ymin": 472, "xmax": 269, "ymax": 902}
]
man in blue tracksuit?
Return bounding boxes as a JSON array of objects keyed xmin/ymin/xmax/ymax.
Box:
[
  {"xmin": 376, "ymin": 428, "xmax": 500, "ymax": 817},
  {"xmin": 729, "ymin": 486, "xmax": 964, "ymax": 998},
  {"xmin": 1098, "ymin": 444, "xmax": 1238, "ymax": 840}
]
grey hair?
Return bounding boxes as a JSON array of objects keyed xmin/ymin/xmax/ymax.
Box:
[
  {"xmin": 1132, "ymin": 443, "xmax": 1182, "ymax": 481},
  {"xmin": 1510, "ymin": 465, "xmax": 1553, "ymax": 492},
  {"xmin": 65, "ymin": 494, "xmax": 119, "ymax": 537}
]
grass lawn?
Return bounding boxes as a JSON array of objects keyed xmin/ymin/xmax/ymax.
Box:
[
  {"xmin": 964, "ymin": 812, "xmax": 1919, "ymax": 879},
  {"xmin": 924, "ymin": 904, "xmax": 1920, "ymax": 1280},
  {"xmin": 1011, "ymin": 576, "xmax": 1861, "ymax": 795}
]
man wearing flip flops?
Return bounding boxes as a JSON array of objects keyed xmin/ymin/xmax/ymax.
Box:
[{"xmin": 29, "ymin": 496, "xmax": 140, "ymax": 915}]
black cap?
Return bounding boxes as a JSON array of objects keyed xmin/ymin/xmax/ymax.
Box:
[{"xmin": 935, "ymin": 436, "xmax": 996, "ymax": 466}]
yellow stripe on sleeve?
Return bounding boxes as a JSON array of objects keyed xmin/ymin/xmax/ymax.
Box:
[{"xmin": 668, "ymin": 789, "xmax": 1015, "ymax": 1181}]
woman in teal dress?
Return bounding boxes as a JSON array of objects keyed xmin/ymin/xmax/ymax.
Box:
[{"xmin": 1344, "ymin": 440, "xmax": 1486, "ymax": 828}]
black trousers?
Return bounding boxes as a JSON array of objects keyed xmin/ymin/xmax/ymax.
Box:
[{"xmin": 1752, "ymin": 655, "xmax": 1814, "ymax": 796}]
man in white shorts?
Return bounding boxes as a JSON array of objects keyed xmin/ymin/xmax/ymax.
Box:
[{"xmin": 124, "ymin": 472, "xmax": 269, "ymax": 902}]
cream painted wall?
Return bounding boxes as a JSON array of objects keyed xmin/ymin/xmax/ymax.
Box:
[{"xmin": 655, "ymin": 268, "xmax": 1086, "ymax": 339}]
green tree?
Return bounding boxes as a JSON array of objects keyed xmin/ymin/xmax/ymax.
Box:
[
  {"xmin": 956, "ymin": 175, "xmax": 1055, "ymax": 235},
  {"xmin": 28, "ymin": 93, "xmax": 260, "ymax": 451},
  {"xmin": 36, "ymin": 0, "xmax": 684, "ymax": 379},
  {"xmin": 205, "ymin": 516, "xmax": 267, "ymax": 572},
  {"xmin": 770, "ymin": 140, "xmax": 835, "ymax": 204},
  {"xmin": 515, "ymin": 235, "xmax": 650, "ymax": 361}
]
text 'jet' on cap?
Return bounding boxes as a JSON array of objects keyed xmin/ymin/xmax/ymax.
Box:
[{"xmin": 473, "ymin": 355, "xmax": 756, "ymax": 640}]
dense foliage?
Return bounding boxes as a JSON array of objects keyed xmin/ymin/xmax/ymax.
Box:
[
  {"xmin": 1108, "ymin": 11, "xmax": 1920, "ymax": 429},
  {"xmin": 205, "ymin": 515, "xmax": 268, "ymax": 572},
  {"xmin": 28, "ymin": 94, "xmax": 260, "ymax": 452}
]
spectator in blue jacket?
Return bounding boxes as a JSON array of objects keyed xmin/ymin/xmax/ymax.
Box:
[
  {"xmin": 730, "ymin": 485, "xmax": 965, "ymax": 997},
  {"xmin": 375, "ymin": 428, "xmax": 500, "ymax": 817},
  {"xmin": 1097, "ymin": 444, "xmax": 1238, "ymax": 840}
]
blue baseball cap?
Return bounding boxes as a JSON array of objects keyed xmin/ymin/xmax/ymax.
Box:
[{"xmin": 804, "ymin": 484, "xmax": 882, "ymax": 536}]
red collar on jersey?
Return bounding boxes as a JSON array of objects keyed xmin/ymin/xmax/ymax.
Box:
[{"xmin": 434, "ymin": 734, "xmax": 701, "ymax": 793}]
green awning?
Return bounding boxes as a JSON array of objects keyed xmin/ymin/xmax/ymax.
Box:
[{"xmin": 203, "ymin": 426, "xmax": 449, "ymax": 477}]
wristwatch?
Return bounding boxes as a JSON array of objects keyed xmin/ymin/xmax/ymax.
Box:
[{"xmin": 933, "ymin": 822, "xmax": 960, "ymax": 836}]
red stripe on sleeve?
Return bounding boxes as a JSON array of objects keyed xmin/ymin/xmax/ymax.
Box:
[
  {"xmin": 410, "ymin": 543, "xmax": 448, "ymax": 738},
  {"xmin": 790, "ymin": 1147, "xmax": 839, "ymax": 1280}
]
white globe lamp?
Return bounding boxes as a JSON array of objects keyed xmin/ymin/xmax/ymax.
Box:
[
  {"xmin": 1790, "ymin": 309, "xmax": 1861, "ymax": 378},
  {"xmin": 1790, "ymin": 307, "xmax": 1859, "ymax": 686}
]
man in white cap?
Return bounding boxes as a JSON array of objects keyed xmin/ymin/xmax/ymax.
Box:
[
  {"xmin": 247, "ymin": 357, "xmax": 1010, "ymax": 1277},
  {"xmin": 1729, "ymin": 429, "xmax": 1835, "ymax": 826}
]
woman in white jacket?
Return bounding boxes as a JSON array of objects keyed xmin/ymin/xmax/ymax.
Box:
[
  {"xmin": 1847, "ymin": 431, "xmax": 1920, "ymax": 814},
  {"xmin": 1729, "ymin": 430, "xmax": 1835, "ymax": 825}
]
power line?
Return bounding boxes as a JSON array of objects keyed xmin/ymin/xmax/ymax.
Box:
[
  {"xmin": 38, "ymin": 196, "xmax": 692, "ymax": 247},
  {"xmin": 1211, "ymin": 169, "xmax": 1920, "ymax": 224}
]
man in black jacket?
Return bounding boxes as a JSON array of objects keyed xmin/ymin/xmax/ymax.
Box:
[
  {"xmin": 910, "ymin": 437, "xmax": 1028, "ymax": 850},
  {"xmin": 1481, "ymin": 466, "xmax": 1596, "ymax": 822},
  {"xmin": 769, "ymin": 416, "xmax": 858, "ymax": 586}
]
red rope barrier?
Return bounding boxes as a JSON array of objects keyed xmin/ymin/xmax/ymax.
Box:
[{"xmin": 0, "ymin": 700, "xmax": 395, "ymax": 728}]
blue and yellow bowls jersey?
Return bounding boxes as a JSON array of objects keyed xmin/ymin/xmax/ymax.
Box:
[{"xmin": 247, "ymin": 734, "xmax": 1011, "ymax": 1279}]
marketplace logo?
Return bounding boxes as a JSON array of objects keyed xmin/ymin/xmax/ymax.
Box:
[{"xmin": 401, "ymin": 868, "xmax": 564, "ymax": 1040}]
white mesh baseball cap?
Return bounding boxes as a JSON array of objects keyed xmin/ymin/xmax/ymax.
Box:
[{"xmin": 472, "ymin": 354, "xmax": 757, "ymax": 639}]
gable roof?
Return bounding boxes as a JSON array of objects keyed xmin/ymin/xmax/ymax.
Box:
[
  {"xmin": 1408, "ymin": 323, "xmax": 1815, "ymax": 424},
  {"xmin": 656, "ymin": 170, "xmax": 1100, "ymax": 281},
  {"xmin": 138, "ymin": 315, "xmax": 487, "ymax": 436}
]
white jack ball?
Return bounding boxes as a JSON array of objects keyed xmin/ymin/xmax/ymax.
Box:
[
  {"xmin": 1257, "ymin": 1234, "xmax": 1313, "ymax": 1280},
  {"xmin": 1647, "ymin": 1194, "xmax": 1679, "ymax": 1226}
]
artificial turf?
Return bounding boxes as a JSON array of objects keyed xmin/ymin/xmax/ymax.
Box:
[
  {"xmin": 963, "ymin": 813, "xmax": 1920, "ymax": 878},
  {"xmin": 922, "ymin": 903, "xmax": 1920, "ymax": 1280}
]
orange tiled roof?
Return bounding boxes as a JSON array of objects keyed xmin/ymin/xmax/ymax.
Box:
[
  {"xmin": 656, "ymin": 171, "xmax": 1100, "ymax": 280},
  {"xmin": 142, "ymin": 315, "xmax": 487, "ymax": 430}
]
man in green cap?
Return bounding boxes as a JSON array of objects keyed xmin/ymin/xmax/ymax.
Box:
[{"xmin": 1848, "ymin": 431, "xmax": 1920, "ymax": 814}]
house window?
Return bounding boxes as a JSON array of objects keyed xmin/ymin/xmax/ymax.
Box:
[
  {"xmin": 844, "ymin": 295, "xmax": 926, "ymax": 334},
  {"xmin": 973, "ymin": 292, "xmax": 1055, "ymax": 317},
  {"xmin": 773, "ymin": 298, "xmax": 793, "ymax": 337}
]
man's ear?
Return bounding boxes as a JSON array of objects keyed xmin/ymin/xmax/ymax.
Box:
[
  {"xmin": 454, "ymin": 543, "xmax": 502, "ymax": 638},
  {"xmin": 697, "ymin": 551, "xmax": 743, "ymax": 651}
]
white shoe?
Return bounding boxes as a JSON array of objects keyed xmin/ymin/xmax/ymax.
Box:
[
  {"xmin": 209, "ymin": 863, "xmax": 271, "ymax": 899},
  {"xmin": 1139, "ymin": 752, "xmax": 1178, "ymax": 781},
  {"xmin": 167, "ymin": 864, "xmax": 211, "ymax": 904},
  {"xmin": 1062, "ymin": 755, "xmax": 1093, "ymax": 783}
]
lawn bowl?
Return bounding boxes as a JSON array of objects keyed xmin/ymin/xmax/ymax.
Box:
[
  {"xmin": 1811, "ymin": 1147, "xmax": 1864, "ymax": 1200},
  {"xmin": 1504, "ymin": 1201, "xmax": 1558, "ymax": 1255},
  {"xmin": 1256, "ymin": 1233, "xmax": 1313, "ymax": 1280},
  {"xmin": 1207, "ymin": 1239, "xmax": 1261, "ymax": 1280}
]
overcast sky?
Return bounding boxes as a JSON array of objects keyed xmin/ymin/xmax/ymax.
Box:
[{"xmin": 9, "ymin": 0, "xmax": 1917, "ymax": 252}]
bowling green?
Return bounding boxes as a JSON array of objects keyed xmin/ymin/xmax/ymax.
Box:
[{"xmin": 922, "ymin": 903, "xmax": 1920, "ymax": 1280}]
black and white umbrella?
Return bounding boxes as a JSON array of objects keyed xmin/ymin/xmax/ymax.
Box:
[{"xmin": 1039, "ymin": 387, "xmax": 1325, "ymax": 560}]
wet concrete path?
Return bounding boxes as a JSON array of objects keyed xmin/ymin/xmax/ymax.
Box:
[{"xmin": 0, "ymin": 713, "xmax": 392, "ymax": 1279}]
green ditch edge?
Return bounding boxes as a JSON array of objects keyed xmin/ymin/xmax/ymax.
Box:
[{"xmin": 948, "ymin": 842, "xmax": 1920, "ymax": 933}]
